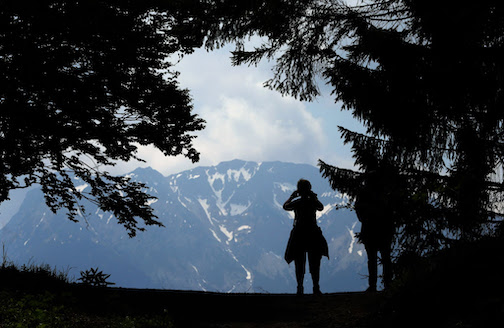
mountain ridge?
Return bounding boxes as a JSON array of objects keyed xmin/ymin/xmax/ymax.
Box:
[{"xmin": 0, "ymin": 159, "xmax": 367, "ymax": 293}]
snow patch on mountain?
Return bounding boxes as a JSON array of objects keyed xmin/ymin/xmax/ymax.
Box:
[
  {"xmin": 237, "ymin": 225, "xmax": 251, "ymax": 231},
  {"xmin": 317, "ymin": 203, "xmax": 335, "ymax": 220},
  {"xmin": 275, "ymin": 182, "xmax": 295, "ymax": 193},
  {"xmin": 209, "ymin": 228, "xmax": 221, "ymax": 243},
  {"xmin": 75, "ymin": 184, "xmax": 88, "ymax": 192},
  {"xmin": 230, "ymin": 202, "xmax": 251, "ymax": 216},
  {"xmin": 347, "ymin": 221, "xmax": 359, "ymax": 254},
  {"xmin": 220, "ymin": 225, "xmax": 233, "ymax": 243},
  {"xmin": 227, "ymin": 168, "xmax": 251, "ymax": 183},
  {"xmin": 146, "ymin": 198, "xmax": 158, "ymax": 206},
  {"xmin": 206, "ymin": 170, "xmax": 226, "ymax": 190},
  {"xmin": 198, "ymin": 198, "xmax": 214, "ymax": 225}
]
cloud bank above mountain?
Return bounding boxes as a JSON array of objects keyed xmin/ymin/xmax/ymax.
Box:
[{"xmin": 110, "ymin": 44, "xmax": 362, "ymax": 177}]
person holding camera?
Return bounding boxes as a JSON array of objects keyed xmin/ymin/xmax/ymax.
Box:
[{"xmin": 283, "ymin": 179, "xmax": 328, "ymax": 295}]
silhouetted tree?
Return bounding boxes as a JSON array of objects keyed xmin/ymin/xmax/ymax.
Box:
[
  {"xmin": 199, "ymin": 0, "xmax": 504, "ymax": 250},
  {"xmin": 0, "ymin": 0, "xmax": 206, "ymax": 236}
]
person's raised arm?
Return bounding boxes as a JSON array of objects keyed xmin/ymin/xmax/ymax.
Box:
[
  {"xmin": 312, "ymin": 192, "xmax": 324, "ymax": 211},
  {"xmin": 316, "ymin": 199, "xmax": 324, "ymax": 211},
  {"xmin": 283, "ymin": 191, "xmax": 299, "ymax": 210}
]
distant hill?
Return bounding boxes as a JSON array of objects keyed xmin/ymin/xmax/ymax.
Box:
[{"xmin": 0, "ymin": 160, "xmax": 367, "ymax": 293}]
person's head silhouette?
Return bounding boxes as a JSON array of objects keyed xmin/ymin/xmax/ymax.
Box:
[{"xmin": 297, "ymin": 179, "xmax": 312, "ymax": 197}]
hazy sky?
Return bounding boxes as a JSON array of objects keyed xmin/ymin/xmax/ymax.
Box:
[{"xmin": 112, "ymin": 43, "xmax": 366, "ymax": 177}]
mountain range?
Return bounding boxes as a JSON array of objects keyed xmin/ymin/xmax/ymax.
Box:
[{"xmin": 0, "ymin": 160, "xmax": 368, "ymax": 293}]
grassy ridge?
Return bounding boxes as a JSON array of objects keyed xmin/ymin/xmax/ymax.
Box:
[
  {"xmin": 0, "ymin": 260, "xmax": 375, "ymax": 328},
  {"xmin": 0, "ymin": 257, "xmax": 174, "ymax": 328}
]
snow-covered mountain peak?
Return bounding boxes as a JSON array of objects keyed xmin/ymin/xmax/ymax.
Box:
[{"xmin": 0, "ymin": 159, "xmax": 366, "ymax": 293}]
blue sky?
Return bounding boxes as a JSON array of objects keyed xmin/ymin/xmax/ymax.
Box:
[{"xmin": 113, "ymin": 44, "xmax": 366, "ymax": 176}]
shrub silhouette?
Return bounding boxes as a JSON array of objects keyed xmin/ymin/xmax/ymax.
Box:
[{"xmin": 78, "ymin": 267, "xmax": 115, "ymax": 287}]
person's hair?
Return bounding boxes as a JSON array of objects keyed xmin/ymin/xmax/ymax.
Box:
[{"xmin": 297, "ymin": 179, "xmax": 312, "ymax": 195}]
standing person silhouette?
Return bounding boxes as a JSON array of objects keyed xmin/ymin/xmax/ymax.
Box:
[
  {"xmin": 354, "ymin": 168, "xmax": 395, "ymax": 292},
  {"xmin": 283, "ymin": 179, "xmax": 328, "ymax": 295}
]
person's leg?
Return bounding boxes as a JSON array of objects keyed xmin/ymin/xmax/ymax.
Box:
[
  {"xmin": 294, "ymin": 252, "xmax": 306, "ymax": 295},
  {"xmin": 381, "ymin": 243, "xmax": 393, "ymax": 290},
  {"xmin": 308, "ymin": 251, "xmax": 322, "ymax": 295},
  {"xmin": 365, "ymin": 243, "xmax": 378, "ymax": 292}
]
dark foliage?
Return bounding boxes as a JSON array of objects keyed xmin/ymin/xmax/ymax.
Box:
[
  {"xmin": 385, "ymin": 236, "xmax": 504, "ymax": 327},
  {"xmin": 0, "ymin": 0, "xmax": 206, "ymax": 236}
]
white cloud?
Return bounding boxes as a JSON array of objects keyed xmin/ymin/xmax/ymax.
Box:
[
  {"xmin": 107, "ymin": 43, "xmax": 365, "ymax": 177},
  {"xmin": 194, "ymin": 90, "xmax": 326, "ymax": 165},
  {"xmin": 108, "ymin": 46, "xmax": 328, "ymax": 176},
  {"xmin": 186, "ymin": 49, "xmax": 328, "ymax": 169}
]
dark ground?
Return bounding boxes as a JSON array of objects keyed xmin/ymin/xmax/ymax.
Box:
[
  {"xmin": 86, "ymin": 288, "xmax": 380, "ymax": 328},
  {"xmin": 3, "ymin": 282, "xmax": 503, "ymax": 327},
  {"xmin": 0, "ymin": 264, "xmax": 381, "ymax": 328}
]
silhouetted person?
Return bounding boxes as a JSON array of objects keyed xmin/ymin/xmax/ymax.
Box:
[
  {"xmin": 354, "ymin": 169, "xmax": 395, "ymax": 292},
  {"xmin": 284, "ymin": 179, "xmax": 328, "ymax": 295}
]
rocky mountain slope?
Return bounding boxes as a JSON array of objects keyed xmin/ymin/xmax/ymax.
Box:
[{"xmin": 0, "ymin": 160, "xmax": 367, "ymax": 293}]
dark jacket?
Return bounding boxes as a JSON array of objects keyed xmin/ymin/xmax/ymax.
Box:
[
  {"xmin": 354, "ymin": 172, "xmax": 395, "ymax": 248},
  {"xmin": 283, "ymin": 195, "xmax": 329, "ymax": 264}
]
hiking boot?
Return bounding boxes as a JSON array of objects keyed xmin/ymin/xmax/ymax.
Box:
[
  {"xmin": 313, "ymin": 286, "xmax": 322, "ymax": 295},
  {"xmin": 365, "ymin": 286, "xmax": 377, "ymax": 293}
]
